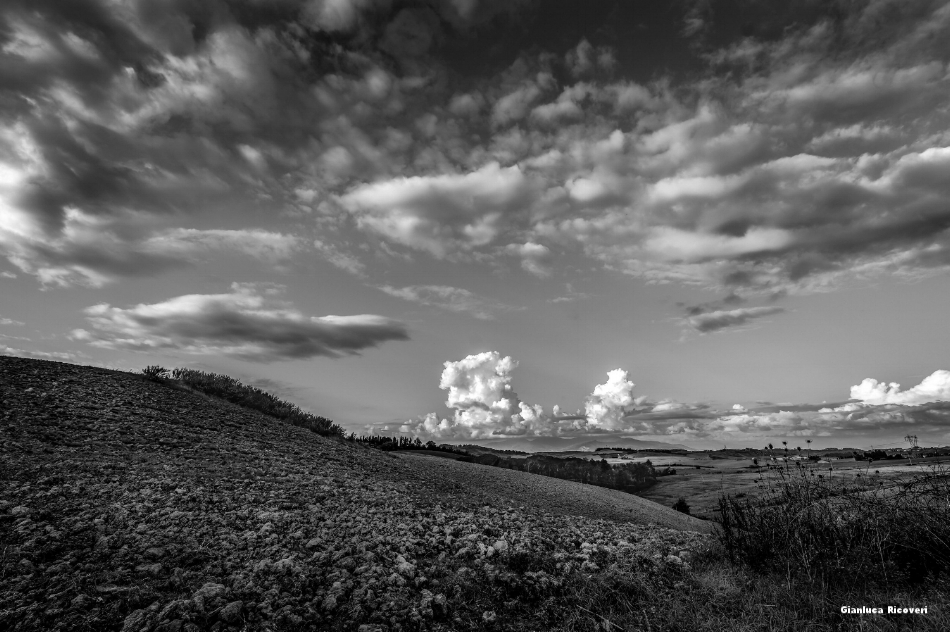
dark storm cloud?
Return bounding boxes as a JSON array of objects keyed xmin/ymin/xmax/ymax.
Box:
[{"xmin": 70, "ymin": 282, "xmax": 409, "ymax": 361}]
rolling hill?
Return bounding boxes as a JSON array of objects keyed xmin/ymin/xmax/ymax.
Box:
[{"xmin": 0, "ymin": 356, "xmax": 708, "ymax": 631}]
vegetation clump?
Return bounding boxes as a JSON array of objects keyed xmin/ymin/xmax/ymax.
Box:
[
  {"xmin": 717, "ymin": 462, "xmax": 950, "ymax": 588},
  {"xmin": 144, "ymin": 366, "xmax": 345, "ymax": 437},
  {"xmin": 141, "ymin": 365, "xmax": 170, "ymax": 381}
]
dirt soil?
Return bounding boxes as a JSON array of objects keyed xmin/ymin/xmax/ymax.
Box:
[
  {"xmin": 0, "ymin": 356, "xmax": 710, "ymax": 632},
  {"xmin": 390, "ymin": 453, "xmax": 710, "ymax": 532}
]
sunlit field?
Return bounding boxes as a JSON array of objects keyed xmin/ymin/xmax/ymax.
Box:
[{"xmin": 551, "ymin": 450, "xmax": 950, "ymax": 520}]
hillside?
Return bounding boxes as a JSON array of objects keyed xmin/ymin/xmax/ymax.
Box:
[{"xmin": 0, "ymin": 357, "xmax": 708, "ymax": 632}]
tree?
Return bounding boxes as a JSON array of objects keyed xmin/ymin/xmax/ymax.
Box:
[{"xmin": 672, "ymin": 498, "xmax": 691, "ymax": 515}]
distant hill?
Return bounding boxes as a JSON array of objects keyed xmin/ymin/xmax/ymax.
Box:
[{"xmin": 457, "ymin": 436, "xmax": 691, "ymax": 453}]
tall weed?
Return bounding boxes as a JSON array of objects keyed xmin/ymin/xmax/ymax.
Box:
[{"xmin": 717, "ymin": 461, "xmax": 950, "ymax": 587}]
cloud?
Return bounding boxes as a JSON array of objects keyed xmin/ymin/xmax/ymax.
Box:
[
  {"xmin": 506, "ymin": 242, "xmax": 552, "ymax": 277},
  {"xmin": 0, "ymin": 316, "xmax": 24, "ymax": 326},
  {"xmin": 143, "ymin": 229, "xmax": 302, "ymax": 263},
  {"xmin": 383, "ymin": 354, "xmax": 950, "ymax": 446},
  {"xmin": 690, "ymin": 368, "xmax": 950, "ymax": 444},
  {"xmin": 0, "ymin": 210, "xmax": 303, "ymax": 287},
  {"xmin": 396, "ymin": 351, "xmax": 537, "ymax": 439},
  {"xmin": 687, "ymin": 306, "xmax": 785, "ymax": 333},
  {"xmin": 377, "ymin": 285, "xmax": 507, "ymax": 320},
  {"xmin": 850, "ymin": 370, "xmax": 950, "ymax": 406},
  {"xmin": 0, "ymin": 345, "xmax": 78, "ymax": 362},
  {"xmin": 301, "ymin": 0, "xmax": 391, "ymax": 33},
  {"xmin": 583, "ymin": 369, "xmax": 637, "ymax": 431},
  {"xmin": 338, "ymin": 162, "xmax": 536, "ymax": 258},
  {"xmin": 313, "ymin": 239, "xmax": 366, "ymax": 276},
  {"xmin": 564, "ymin": 39, "xmax": 616, "ymax": 79},
  {"xmin": 383, "ymin": 353, "xmax": 684, "ymax": 440},
  {"xmin": 70, "ymin": 282, "xmax": 409, "ymax": 361},
  {"xmin": 3, "ymin": 0, "xmax": 950, "ymax": 299}
]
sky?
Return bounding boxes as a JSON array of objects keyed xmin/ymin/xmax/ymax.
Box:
[{"xmin": 2, "ymin": 0, "xmax": 950, "ymax": 450}]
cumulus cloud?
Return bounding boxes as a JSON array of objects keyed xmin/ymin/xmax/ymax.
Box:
[
  {"xmin": 383, "ymin": 353, "xmax": 690, "ymax": 440},
  {"xmin": 389, "ymin": 351, "xmax": 547, "ymax": 440},
  {"xmin": 692, "ymin": 368, "xmax": 950, "ymax": 444},
  {"xmin": 583, "ymin": 369, "xmax": 637, "ymax": 431},
  {"xmin": 850, "ymin": 370, "xmax": 950, "ymax": 406},
  {"xmin": 439, "ymin": 351, "xmax": 520, "ymax": 434},
  {"xmin": 70, "ymin": 282, "xmax": 409, "ymax": 361},
  {"xmin": 506, "ymin": 242, "xmax": 552, "ymax": 277}
]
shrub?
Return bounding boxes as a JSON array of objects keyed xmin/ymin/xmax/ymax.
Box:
[
  {"xmin": 717, "ymin": 464, "xmax": 950, "ymax": 588},
  {"xmin": 167, "ymin": 367, "xmax": 344, "ymax": 437},
  {"xmin": 141, "ymin": 365, "xmax": 169, "ymax": 381},
  {"xmin": 672, "ymin": 498, "xmax": 691, "ymax": 515}
]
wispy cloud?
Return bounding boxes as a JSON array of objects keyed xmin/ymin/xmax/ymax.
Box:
[
  {"xmin": 143, "ymin": 229, "xmax": 302, "ymax": 264},
  {"xmin": 0, "ymin": 345, "xmax": 79, "ymax": 362},
  {"xmin": 378, "ymin": 284, "xmax": 510, "ymax": 320},
  {"xmin": 313, "ymin": 239, "xmax": 366, "ymax": 277},
  {"xmin": 687, "ymin": 306, "xmax": 786, "ymax": 334}
]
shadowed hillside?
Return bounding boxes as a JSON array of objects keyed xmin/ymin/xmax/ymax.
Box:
[{"xmin": 0, "ymin": 357, "xmax": 708, "ymax": 632}]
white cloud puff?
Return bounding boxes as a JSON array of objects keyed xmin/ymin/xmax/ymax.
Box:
[
  {"xmin": 583, "ymin": 369, "xmax": 636, "ymax": 431},
  {"xmin": 850, "ymin": 370, "xmax": 950, "ymax": 406},
  {"xmin": 436, "ymin": 351, "xmax": 523, "ymax": 437}
]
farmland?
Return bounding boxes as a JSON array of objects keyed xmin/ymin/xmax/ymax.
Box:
[{"xmin": 525, "ymin": 449, "xmax": 950, "ymax": 519}]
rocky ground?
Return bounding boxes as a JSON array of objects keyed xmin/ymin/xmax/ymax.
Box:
[{"xmin": 0, "ymin": 356, "xmax": 710, "ymax": 631}]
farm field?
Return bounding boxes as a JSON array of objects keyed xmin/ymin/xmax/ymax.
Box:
[{"xmin": 633, "ymin": 453, "xmax": 950, "ymax": 518}]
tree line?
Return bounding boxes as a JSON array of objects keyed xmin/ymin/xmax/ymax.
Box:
[
  {"xmin": 348, "ymin": 434, "xmax": 470, "ymax": 456},
  {"xmin": 459, "ymin": 453, "xmax": 659, "ymax": 494}
]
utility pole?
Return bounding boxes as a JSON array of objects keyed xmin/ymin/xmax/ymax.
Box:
[{"xmin": 904, "ymin": 434, "xmax": 919, "ymax": 465}]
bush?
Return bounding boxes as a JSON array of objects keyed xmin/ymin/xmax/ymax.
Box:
[
  {"xmin": 167, "ymin": 367, "xmax": 344, "ymax": 437},
  {"xmin": 672, "ymin": 498, "xmax": 691, "ymax": 515},
  {"xmin": 717, "ymin": 464, "xmax": 950, "ymax": 588},
  {"xmin": 141, "ymin": 365, "xmax": 169, "ymax": 381}
]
